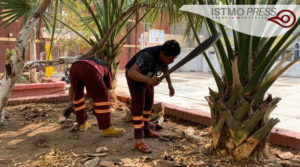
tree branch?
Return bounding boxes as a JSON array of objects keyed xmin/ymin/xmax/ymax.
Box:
[{"xmin": 24, "ymin": 2, "xmax": 149, "ymax": 70}]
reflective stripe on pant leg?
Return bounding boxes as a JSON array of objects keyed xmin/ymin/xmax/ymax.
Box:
[
  {"xmin": 126, "ymin": 72, "xmax": 146, "ymax": 139},
  {"xmin": 94, "ymin": 101, "xmax": 111, "ymax": 114},
  {"xmin": 133, "ymin": 116, "xmax": 144, "ymax": 129},
  {"xmin": 143, "ymin": 110, "xmax": 152, "ymax": 133},
  {"xmin": 94, "ymin": 101, "xmax": 111, "ymax": 130},
  {"xmin": 73, "ymin": 97, "xmax": 87, "ymax": 125},
  {"xmin": 133, "ymin": 116, "xmax": 144, "ymax": 139}
]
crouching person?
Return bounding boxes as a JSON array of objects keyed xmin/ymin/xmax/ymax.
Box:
[{"xmin": 69, "ymin": 56, "xmax": 124, "ymax": 136}]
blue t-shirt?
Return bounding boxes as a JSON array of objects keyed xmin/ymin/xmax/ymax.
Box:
[
  {"xmin": 84, "ymin": 57, "xmax": 106, "ymax": 66},
  {"xmin": 125, "ymin": 46, "xmax": 166, "ymax": 77}
]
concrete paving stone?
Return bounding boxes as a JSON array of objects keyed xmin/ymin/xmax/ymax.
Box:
[
  {"xmin": 270, "ymin": 114, "xmax": 290, "ymax": 122},
  {"xmin": 275, "ymin": 118, "xmax": 300, "ymax": 133},
  {"xmin": 273, "ymin": 106, "xmax": 300, "ymax": 119},
  {"xmin": 116, "ymin": 71, "xmax": 300, "ymax": 133}
]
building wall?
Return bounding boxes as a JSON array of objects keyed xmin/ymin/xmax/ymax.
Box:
[
  {"xmin": 117, "ymin": 16, "xmax": 171, "ymax": 70},
  {"xmin": 0, "ymin": 15, "xmax": 171, "ymax": 73},
  {"xmin": 0, "ymin": 21, "xmax": 21, "ymax": 73},
  {"xmin": 0, "ymin": 21, "xmax": 46, "ymax": 73},
  {"xmin": 117, "ymin": 20, "xmax": 144, "ymax": 70},
  {"xmin": 172, "ymin": 51, "xmax": 300, "ymax": 78}
]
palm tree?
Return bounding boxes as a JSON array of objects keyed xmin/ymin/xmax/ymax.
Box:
[
  {"xmin": 183, "ymin": 0, "xmax": 300, "ymax": 159},
  {"xmin": 53, "ymin": 0, "xmax": 149, "ymax": 87},
  {"xmin": 54, "ymin": 0, "xmax": 171, "ymax": 89},
  {"xmin": 15, "ymin": 0, "xmax": 186, "ymax": 87},
  {"xmin": 49, "ymin": 0, "xmax": 190, "ymax": 89}
]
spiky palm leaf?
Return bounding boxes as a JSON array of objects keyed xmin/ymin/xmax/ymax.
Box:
[
  {"xmin": 0, "ymin": 0, "xmax": 39, "ymax": 28},
  {"xmin": 183, "ymin": 0, "xmax": 300, "ymax": 159},
  {"xmin": 0, "ymin": 0, "xmax": 59, "ymax": 52}
]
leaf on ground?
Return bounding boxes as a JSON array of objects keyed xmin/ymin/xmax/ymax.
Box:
[{"xmin": 276, "ymin": 151, "xmax": 294, "ymax": 160}]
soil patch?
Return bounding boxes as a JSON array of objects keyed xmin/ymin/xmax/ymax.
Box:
[{"xmin": 0, "ymin": 100, "xmax": 299, "ymax": 166}]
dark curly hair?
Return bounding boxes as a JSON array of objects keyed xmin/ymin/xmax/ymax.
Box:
[{"xmin": 161, "ymin": 40, "xmax": 181, "ymax": 57}]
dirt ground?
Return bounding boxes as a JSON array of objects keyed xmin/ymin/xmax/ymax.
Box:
[{"xmin": 0, "ymin": 100, "xmax": 299, "ymax": 167}]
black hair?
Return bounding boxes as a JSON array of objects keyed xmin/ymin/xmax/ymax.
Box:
[{"xmin": 161, "ymin": 40, "xmax": 181, "ymax": 57}]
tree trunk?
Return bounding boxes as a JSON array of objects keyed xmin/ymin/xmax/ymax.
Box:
[
  {"xmin": 111, "ymin": 61, "xmax": 119, "ymax": 89},
  {"xmin": 204, "ymin": 58, "xmax": 281, "ymax": 159},
  {"xmin": 108, "ymin": 61, "xmax": 119, "ymax": 101},
  {"xmin": 0, "ymin": 0, "xmax": 51, "ymax": 125},
  {"xmin": 206, "ymin": 89, "xmax": 280, "ymax": 160},
  {"xmin": 30, "ymin": 27, "xmax": 37, "ymax": 83},
  {"xmin": 206, "ymin": 65, "xmax": 285, "ymax": 155}
]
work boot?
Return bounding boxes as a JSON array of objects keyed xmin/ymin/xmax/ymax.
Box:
[
  {"xmin": 102, "ymin": 126, "xmax": 125, "ymax": 136},
  {"xmin": 80, "ymin": 122, "xmax": 91, "ymax": 132}
]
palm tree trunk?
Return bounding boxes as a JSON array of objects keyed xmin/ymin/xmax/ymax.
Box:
[
  {"xmin": 0, "ymin": 0, "xmax": 51, "ymax": 125},
  {"xmin": 107, "ymin": 61, "xmax": 119, "ymax": 101},
  {"xmin": 30, "ymin": 27, "xmax": 37, "ymax": 83},
  {"xmin": 206, "ymin": 90, "xmax": 280, "ymax": 159}
]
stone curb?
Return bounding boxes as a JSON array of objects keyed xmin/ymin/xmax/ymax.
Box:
[
  {"xmin": 11, "ymin": 78, "xmax": 66, "ymax": 99},
  {"xmin": 115, "ymin": 92, "xmax": 300, "ymax": 150},
  {"xmin": 7, "ymin": 94, "xmax": 69, "ymax": 106}
]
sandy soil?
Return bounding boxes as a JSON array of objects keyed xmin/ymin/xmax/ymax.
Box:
[{"xmin": 0, "ymin": 100, "xmax": 299, "ymax": 167}]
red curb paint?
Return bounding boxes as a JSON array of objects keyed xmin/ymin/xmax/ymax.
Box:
[
  {"xmin": 11, "ymin": 79, "xmax": 66, "ymax": 99},
  {"xmin": 8, "ymin": 93, "xmax": 69, "ymax": 106},
  {"xmin": 164, "ymin": 103, "xmax": 211, "ymax": 126},
  {"xmin": 269, "ymin": 128, "xmax": 300, "ymax": 149},
  {"xmin": 115, "ymin": 93, "xmax": 300, "ymax": 150}
]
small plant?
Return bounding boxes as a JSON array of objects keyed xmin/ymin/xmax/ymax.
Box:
[
  {"xmin": 20, "ymin": 75, "xmax": 28, "ymax": 83},
  {"xmin": 5, "ymin": 48, "xmax": 15, "ymax": 61}
]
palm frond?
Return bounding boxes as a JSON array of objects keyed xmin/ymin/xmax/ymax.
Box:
[{"xmin": 0, "ymin": 0, "xmax": 39, "ymax": 28}]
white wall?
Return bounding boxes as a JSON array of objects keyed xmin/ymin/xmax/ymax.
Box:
[
  {"xmin": 202, "ymin": 53, "xmax": 221, "ymax": 73},
  {"xmin": 169, "ymin": 48, "xmax": 221, "ymax": 74},
  {"xmin": 273, "ymin": 61, "xmax": 300, "ymax": 77},
  {"xmin": 170, "ymin": 48, "xmax": 300, "ymax": 78},
  {"xmin": 169, "ymin": 48, "xmax": 203, "ymax": 72}
]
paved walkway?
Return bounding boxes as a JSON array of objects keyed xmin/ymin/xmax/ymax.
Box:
[{"xmin": 115, "ymin": 71, "xmax": 300, "ymax": 133}]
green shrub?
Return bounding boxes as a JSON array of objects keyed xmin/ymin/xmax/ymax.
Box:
[{"xmin": 5, "ymin": 49, "xmax": 15, "ymax": 61}]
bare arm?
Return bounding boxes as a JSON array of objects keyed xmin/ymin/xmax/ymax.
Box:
[
  {"xmin": 128, "ymin": 64, "xmax": 150, "ymax": 83},
  {"xmin": 128, "ymin": 64, "xmax": 159, "ymax": 86},
  {"xmin": 163, "ymin": 66, "xmax": 173, "ymax": 87},
  {"xmin": 163, "ymin": 66, "xmax": 175, "ymax": 97}
]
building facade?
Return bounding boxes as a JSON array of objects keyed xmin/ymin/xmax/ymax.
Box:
[
  {"xmin": 0, "ymin": 18, "xmax": 171, "ymax": 73},
  {"xmin": 0, "ymin": 20, "xmax": 46, "ymax": 73}
]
